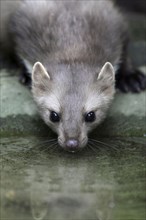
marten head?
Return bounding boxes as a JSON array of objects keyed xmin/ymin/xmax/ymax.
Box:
[{"xmin": 32, "ymin": 61, "xmax": 115, "ymax": 152}]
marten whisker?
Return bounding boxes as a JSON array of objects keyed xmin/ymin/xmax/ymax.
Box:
[
  {"xmin": 89, "ymin": 138, "xmax": 119, "ymax": 151},
  {"xmin": 41, "ymin": 142, "xmax": 59, "ymax": 153},
  {"xmin": 87, "ymin": 144, "xmax": 100, "ymax": 154},
  {"xmin": 33, "ymin": 139, "xmax": 57, "ymax": 148}
]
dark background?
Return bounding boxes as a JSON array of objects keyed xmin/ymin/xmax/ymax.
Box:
[{"xmin": 116, "ymin": 0, "xmax": 146, "ymax": 14}]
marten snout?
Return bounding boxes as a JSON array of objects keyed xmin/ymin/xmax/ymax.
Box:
[{"xmin": 65, "ymin": 139, "xmax": 79, "ymax": 152}]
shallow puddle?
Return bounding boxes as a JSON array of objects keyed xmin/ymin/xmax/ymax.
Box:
[{"xmin": 0, "ymin": 136, "xmax": 146, "ymax": 220}]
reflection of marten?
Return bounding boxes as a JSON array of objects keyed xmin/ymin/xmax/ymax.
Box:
[{"xmin": 1, "ymin": 0, "xmax": 146, "ymax": 152}]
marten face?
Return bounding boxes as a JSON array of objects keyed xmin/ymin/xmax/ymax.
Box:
[{"xmin": 32, "ymin": 62, "xmax": 115, "ymax": 152}]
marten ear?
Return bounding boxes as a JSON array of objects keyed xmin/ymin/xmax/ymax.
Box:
[
  {"xmin": 32, "ymin": 62, "xmax": 50, "ymax": 84},
  {"xmin": 97, "ymin": 62, "xmax": 115, "ymax": 84}
]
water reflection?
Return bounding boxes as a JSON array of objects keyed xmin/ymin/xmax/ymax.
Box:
[
  {"xmin": 1, "ymin": 137, "xmax": 145, "ymax": 220},
  {"xmin": 29, "ymin": 151, "xmax": 115, "ymax": 220}
]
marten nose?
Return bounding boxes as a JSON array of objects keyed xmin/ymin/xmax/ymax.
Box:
[{"xmin": 66, "ymin": 139, "xmax": 79, "ymax": 152}]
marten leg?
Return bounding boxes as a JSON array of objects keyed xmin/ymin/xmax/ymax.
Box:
[
  {"xmin": 0, "ymin": 51, "xmax": 32, "ymax": 88},
  {"xmin": 115, "ymin": 40, "xmax": 146, "ymax": 93},
  {"xmin": 19, "ymin": 64, "xmax": 31, "ymax": 88}
]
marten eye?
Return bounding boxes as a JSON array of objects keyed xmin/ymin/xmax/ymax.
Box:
[
  {"xmin": 85, "ymin": 111, "xmax": 96, "ymax": 123},
  {"xmin": 50, "ymin": 111, "xmax": 60, "ymax": 123}
]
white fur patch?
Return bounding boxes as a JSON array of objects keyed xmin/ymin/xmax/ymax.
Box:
[
  {"xmin": 84, "ymin": 89, "xmax": 114, "ymax": 113},
  {"xmin": 38, "ymin": 93, "xmax": 61, "ymax": 113},
  {"xmin": 84, "ymin": 92, "xmax": 104, "ymax": 112}
]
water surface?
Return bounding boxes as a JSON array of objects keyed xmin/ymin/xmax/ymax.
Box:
[{"xmin": 1, "ymin": 136, "xmax": 145, "ymax": 220}]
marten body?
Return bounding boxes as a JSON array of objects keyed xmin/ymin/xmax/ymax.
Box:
[{"xmin": 1, "ymin": 0, "xmax": 146, "ymax": 152}]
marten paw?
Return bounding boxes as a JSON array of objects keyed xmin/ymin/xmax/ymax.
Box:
[{"xmin": 116, "ymin": 70, "xmax": 146, "ymax": 93}]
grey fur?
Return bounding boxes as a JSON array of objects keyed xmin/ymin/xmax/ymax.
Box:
[
  {"xmin": 5, "ymin": 0, "xmax": 128, "ymax": 151},
  {"xmin": 9, "ymin": 0, "xmax": 127, "ymax": 67}
]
